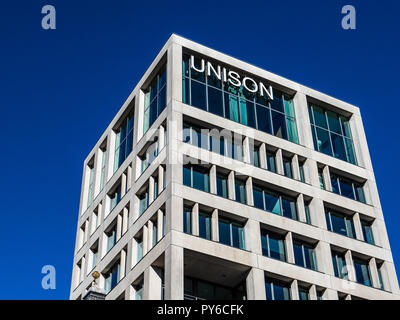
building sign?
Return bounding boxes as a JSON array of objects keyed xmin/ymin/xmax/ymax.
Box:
[{"xmin": 190, "ymin": 55, "xmax": 273, "ymax": 100}]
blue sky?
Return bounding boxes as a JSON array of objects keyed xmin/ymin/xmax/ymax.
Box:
[{"xmin": 0, "ymin": 0, "xmax": 399, "ymax": 299}]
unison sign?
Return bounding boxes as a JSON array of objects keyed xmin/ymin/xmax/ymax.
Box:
[{"xmin": 189, "ymin": 55, "xmax": 274, "ymax": 100}]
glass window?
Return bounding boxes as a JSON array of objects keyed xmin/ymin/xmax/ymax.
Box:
[
  {"xmin": 218, "ymin": 218, "xmax": 245, "ymax": 249},
  {"xmin": 138, "ymin": 189, "xmax": 149, "ymax": 216},
  {"xmin": 216, "ymin": 173, "xmax": 228, "ymax": 198},
  {"xmin": 299, "ymin": 162, "xmax": 305, "ymax": 183},
  {"xmin": 330, "ymin": 173, "xmax": 366, "ymax": 203},
  {"xmin": 261, "ymin": 230, "xmax": 286, "ymax": 261},
  {"xmin": 353, "ymin": 258, "xmax": 372, "ymax": 287},
  {"xmin": 104, "ymin": 261, "xmax": 120, "ymax": 294},
  {"xmin": 106, "ymin": 227, "xmax": 117, "ymax": 252},
  {"xmin": 183, "ymin": 54, "xmax": 298, "ymax": 143},
  {"xmin": 282, "ymin": 157, "xmax": 293, "ymax": 179},
  {"xmin": 298, "ymin": 287, "xmax": 309, "ymax": 300},
  {"xmin": 266, "ymin": 151, "xmax": 276, "ymax": 173},
  {"xmin": 143, "ymin": 67, "xmax": 167, "ymax": 133},
  {"xmin": 183, "ymin": 206, "xmax": 192, "ymax": 234},
  {"xmin": 235, "ymin": 179, "xmax": 247, "ymax": 204},
  {"xmin": 325, "ymin": 209, "xmax": 355, "ymax": 238},
  {"xmin": 99, "ymin": 149, "xmax": 107, "ymax": 191},
  {"xmin": 309, "ymin": 104, "xmax": 357, "ymax": 165},
  {"xmin": 318, "ymin": 168, "xmax": 325, "ymax": 189},
  {"xmin": 304, "ymin": 202, "xmax": 311, "ymax": 225},
  {"xmin": 110, "ymin": 188, "xmax": 121, "ymax": 212},
  {"xmin": 249, "ymin": 144, "xmax": 260, "ymax": 167},
  {"xmin": 114, "ymin": 113, "xmax": 134, "ymax": 172},
  {"xmin": 199, "ymin": 211, "xmax": 212, "ymax": 240},
  {"xmin": 293, "ymin": 240, "xmax": 317, "ymax": 271},
  {"xmin": 183, "ymin": 164, "xmax": 210, "ymax": 193},
  {"xmin": 361, "ymin": 220, "xmax": 375, "ymax": 245},
  {"xmin": 87, "ymin": 164, "xmax": 94, "ymax": 208},
  {"xmin": 265, "ymin": 278, "xmax": 291, "ymax": 300},
  {"xmin": 332, "ymin": 251, "xmax": 347, "ymax": 279}
]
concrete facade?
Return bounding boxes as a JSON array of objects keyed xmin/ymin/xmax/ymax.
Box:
[{"xmin": 70, "ymin": 34, "xmax": 399, "ymax": 300}]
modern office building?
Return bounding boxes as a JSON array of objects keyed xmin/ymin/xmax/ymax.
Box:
[{"xmin": 70, "ymin": 34, "xmax": 399, "ymax": 300}]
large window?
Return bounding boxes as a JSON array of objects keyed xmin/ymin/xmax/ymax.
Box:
[
  {"xmin": 138, "ymin": 187, "xmax": 149, "ymax": 216},
  {"xmin": 114, "ymin": 113, "xmax": 134, "ymax": 172},
  {"xmin": 261, "ymin": 230, "xmax": 286, "ymax": 261},
  {"xmin": 325, "ymin": 209, "xmax": 355, "ymax": 238},
  {"xmin": 298, "ymin": 287, "xmax": 310, "ymax": 300},
  {"xmin": 309, "ymin": 104, "xmax": 357, "ymax": 164},
  {"xmin": 140, "ymin": 141, "xmax": 159, "ymax": 174},
  {"xmin": 330, "ymin": 173, "xmax": 365, "ymax": 203},
  {"xmin": 253, "ymin": 184, "xmax": 298, "ymax": 220},
  {"xmin": 184, "ymin": 276, "xmax": 246, "ymax": 300},
  {"xmin": 87, "ymin": 164, "xmax": 94, "ymax": 208},
  {"xmin": 293, "ymin": 240, "xmax": 318, "ymax": 271},
  {"xmin": 99, "ymin": 147, "xmax": 107, "ymax": 191},
  {"xmin": 265, "ymin": 278, "xmax": 291, "ymax": 300},
  {"xmin": 143, "ymin": 66, "xmax": 167, "ymax": 133},
  {"xmin": 218, "ymin": 218, "xmax": 245, "ymax": 249},
  {"xmin": 353, "ymin": 258, "xmax": 372, "ymax": 287},
  {"xmin": 104, "ymin": 260, "xmax": 120, "ymax": 294},
  {"xmin": 183, "ymin": 164, "xmax": 210, "ymax": 192},
  {"xmin": 182, "ymin": 54, "xmax": 298, "ymax": 143}
]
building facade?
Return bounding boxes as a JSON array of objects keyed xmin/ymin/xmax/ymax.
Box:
[{"xmin": 70, "ymin": 34, "xmax": 399, "ymax": 300}]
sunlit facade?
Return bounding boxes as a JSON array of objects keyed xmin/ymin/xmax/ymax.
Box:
[{"xmin": 70, "ymin": 34, "xmax": 399, "ymax": 300}]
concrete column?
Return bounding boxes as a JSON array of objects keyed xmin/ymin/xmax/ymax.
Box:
[
  {"xmin": 164, "ymin": 245, "xmax": 184, "ymax": 300},
  {"xmin": 369, "ymin": 258, "xmax": 381, "ymax": 289},
  {"xmin": 315, "ymin": 241, "xmax": 334, "ymax": 275},
  {"xmin": 166, "ymin": 195, "xmax": 183, "ymax": 233},
  {"xmin": 148, "ymin": 220, "xmax": 154, "ymax": 250},
  {"xmin": 107, "ymin": 130, "xmax": 116, "ymax": 181},
  {"xmin": 157, "ymin": 209, "xmax": 164, "ymax": 241},
  {"xmin": 324, "ymin": 288, "xmax": 338, "ymax": 300},
  {"xmin": 345, "ymin": 250, "xmax": 356, "ymax": 282},
  {"xmin": 121, "ymin": 172, "xmax": 127, "ymax": 197},
  {"xmin": 210, "ymin": 165, "xmax": 217, "ymax": 194},
  {"xmin": 275, "ymin": 149, "xmax": 284, "ymax": 175},
  {"xmin": 245, "ymin": 219, "xmax": 261, "ymax": 254},
  {"xmin": 125, "ymin": 285, "xmax": 135, "ymax": 300},
  {"xmin": 122, "ymin": 207, "xmax": 128, "ymax": 235},
  {"xmin": 149, "ymin": 176, "xmax": 155, "ymax": 204},
  {"xmin": 259, "ymin": 143, "xmax": 267, "ymax": 169},
  {"xmin": 307, "ymin": 159, "xmax": 320, "ymax": 188},
  {"xmin": 126, "ymin": 164, "xmax": 132, "ymax": 192},
  {"xmin": 310, "ymin": 198, "xmax": 327, "ymax": 229},
  {"xmin": 142, "ymin": 225, "xmax": 149, "ymax": 256},
  {"xmin": 144, "ymin": 266, "xmax": 163, "ymax": 300},
  {"xmin": 353, "ymin": 212, "xmax": 364, "ymax": 241},
  {"xmin": 228, "ymin": 171, "xmax": 235, "ymax": 200},
  {"xmin": 293, "ymin": 92, "xmax": 314, "ymax": 149},
  {"xmin": 116, "ymin": 213, "xmax": 122, "ymax": 242},
  {"xmin": 290, "ymin": 280, "xmax": 299, "ymax": 300},
  {"xmin": 192, "ymin": 203, "xmax": 199, "ymax": 236},
  {"xmin": 159, "ymin": 124, "xmax": 166, "ymax": 150},
  {"xmin": 211, "ymin": 209, "xmax": 219, "ymax": 242},
  {"xmin": 309, "ymin": 285, "xmax": 317, "ymax": 300},
  {"xmin": 120, "ymin": 249, "xmax": 126, "ymax": 281},
  {"xmin": 322, "ymin": 166, "xmax": 332, "ymax": 191},
  {"xmin": 246, "ymin": 176, "xmax": 254, "ymax": 206},
  {"xmin": 125, "ymin": 237, "xmax": 133, "ymax": 274},
  {"xmin": 246, "ymin": 268, "xmax": 266, "ymax": 300},
  {"xmin": 296, "ymin": 194, "xmax": 307, "ymax": 223},
  {"xmin": 158, "ymin": 166, "xmax": 164, "ymax": 194},
  {"xmin": 292, "ymin": 154, "xmax": 301, "ymax": 181},
  {"xmin": 285, "ymin": 232, "xmax": 295, "ymax": 264},
  {"xmin": 242, "ymin": 137, "xmax": 251, "ymax": 164}
]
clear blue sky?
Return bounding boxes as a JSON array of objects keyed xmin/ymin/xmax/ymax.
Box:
[{"xmin": 0, "ymin": 0, "xmax": 399, "ymax": 299}]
